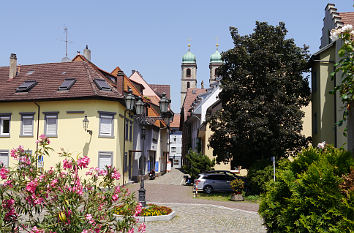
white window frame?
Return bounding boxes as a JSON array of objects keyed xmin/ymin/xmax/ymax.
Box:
[
  {"xmin": 0, "ymin": 113, "xmax": 11, "ymax": 137},
  {"xmin": 0, "ymin": 150, "xmax": 9, "ymax": 167},
  {"xmin": 44, "ymin": 112, "xmax": 58, "ymax": 137},
  {"xmin": 98, "ymin": 111, "xmax": 115, "ymax": 138},
  {"xmin": 20, "ymin": 113, "xmax": 35, "ymax": 136},
  {"xmin": 98, "ymin": 151, "xmax": 113, "ymax": 170}
]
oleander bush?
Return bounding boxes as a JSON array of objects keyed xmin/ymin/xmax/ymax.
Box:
[
  {"xmin": 0, "ymin": 135, "xmax": 145, "ymax": 233},
  {"xmin": 259, "ymin": 145, "xmax": 354, "ymax": 232}
]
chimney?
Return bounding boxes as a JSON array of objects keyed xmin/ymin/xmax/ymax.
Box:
[
  {"xmin": 9, "ymin": 53, "xmax": 17, "ymax": 79},
  {"xmin": 83, "ymin": 45, "xmax": 91, "ymax": 61},
  {"xmin": 117, "ymin": 70, "xmax": 125, "ymax": 79}
]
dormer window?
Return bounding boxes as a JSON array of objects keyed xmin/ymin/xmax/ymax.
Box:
[
  {"xmin": 186, "ymin": 68, "xmax": 191, "ymax": 77},
  {"xmin": 16, "ymin": 81, "xmax": 37, "ymax": 93},
  {"xmin": 58, "ymin": 78, "xmax": 76, "ymax": 91},
  {"xmin": 94, "ymin": 79, "xmax": 111, "ymax": 91}
]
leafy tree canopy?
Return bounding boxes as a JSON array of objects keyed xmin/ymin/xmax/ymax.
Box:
[
  {"xmin": 208, "ymin": 22, "xmax": 311, "ymax": 168},
  {"xmin": 182, "ymin": 150, "xmax": 215, "ymax": 180}
]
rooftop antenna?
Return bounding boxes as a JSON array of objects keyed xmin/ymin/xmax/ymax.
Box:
[
  {"xmin": 216, "ymin": 36, "xmax": 219, "ymax": 50},
  {"xmin": 64, "ymin": 27, "xmax": 69, "ymax": 57},
  {"xmin": 61, "ymin": 26, "xmax": 72, "ymax": 62}
]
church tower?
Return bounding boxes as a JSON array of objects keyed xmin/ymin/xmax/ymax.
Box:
[
  {"xmin": 209, "ymin": 44, "xmax": 223, "ymax": 85},
  {"xmin": 181, "ymin": 44, "xmax": 197, "ymax": 105}
]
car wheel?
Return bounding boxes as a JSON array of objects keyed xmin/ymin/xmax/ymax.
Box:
[{"xmin": 204, "ymin": 185, "xmax": 213, "ymax": 194}]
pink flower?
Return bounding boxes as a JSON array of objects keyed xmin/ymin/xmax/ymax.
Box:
[
  {"xmin": 77, "ymin": 156, "xmax": 90, "ymax": 168},
  {"xmin": 81, "ymin": 230, "xmax": 88, "ymax": 233},
  {"xmin": 26, "ymin": 179, "xmax": 38, "ymax": 193},
  {"xmin": 50, "ymin": 179, "xmax": 58, "ymax": 187},
  {"xmin": 114, "ymin": 186, "xmax": 120, "ymax": 194},
  {"xmin": 34, "ymin": 197, "xmax": 44, "ymax": 205},
  {"xmin": 18, "ymin": 145, "xmax": 24, "ymax": 153},
  {"xmin": 85, "ymin": 214, "xmax": 95, "ymax": 224},
  {"xmin": 134, "ymin": 203, "xmax": 142, "ymax": 217},
  {"xmin": 10, "ymin": 148, "xmax": 18, "ymax": 159},
  {"xmin": 112, "ymin": 170, "xmax": 121, "ymax": 180},
  {"xmin": 0, "ymin": 167, "xmax": 9, "ymax": 179},
  {"xmin": 138, "ymin": 223, "xmax": 146, "ymax": 232},
  {"xmin": 63, "ymin": 159, "xmax": 73, "ymax": 170},
  {"xmin": 30, "ymin": 226, "xmax": 45, "ymax": 233},
  {"xmin": 112, "ymin": 194, "xmax": 119, "ymax": 201},
  {"xmin": 4, "ymin": 179, "xmax": 13, "ymax": 187},
  {"xmin": 98, "ymin": 169, "xmax": 107, "ymax": 176},
  {"xmin": 128, "ymin": 228, "xmax": 135, "ymax": 233}
]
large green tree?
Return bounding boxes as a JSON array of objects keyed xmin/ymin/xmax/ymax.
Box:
[{"xmin": 208, "ymin": 22, "xmax": 311, "ymax": 168}]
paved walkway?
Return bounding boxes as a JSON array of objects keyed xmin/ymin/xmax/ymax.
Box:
[{"xmin": 126, "ymin": 168, "xmax": 266, "ymax": 232}]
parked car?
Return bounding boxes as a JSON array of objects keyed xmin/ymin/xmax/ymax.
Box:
[{"xmin": 194, "ymin": 172, "xmax": 240, "ymax": 194}]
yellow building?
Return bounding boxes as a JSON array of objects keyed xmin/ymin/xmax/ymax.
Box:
[
  {"xmin": 310, "ymin": 4, "xmax": 353, "ymax": 152},
  {"xmin": 0, "ymin": 54, "xmax": 133, "ymax": 184}
]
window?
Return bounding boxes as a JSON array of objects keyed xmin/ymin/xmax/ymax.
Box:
[
  {"xmin": 0, "ymin": 150, "xmax": 9, "ymax": 167},
  {"xmin": 152, "ymin": 129, "xmax": 159, "ymax": 142},
  {"xmin": 187, "ymin": 82, "xmax": 190, "ymax": 89},
  {"xmin": 58, "ymin": 78, "xmax": 76, "ymax": 91},
  {"xmin": 99, "ymin": 111, "xmax": 115, "ymax": 137},
  {"xmin": 171, "ymin": 147, "xmax": 176, "ymax": 152},
  {"xmin": 0, "ymin": 114, "xmax": 11, "ymax": 137},
  {"xmin": 98, "ymin": 151, "xmax": 113, "ymax": 170},
  {"xmin": 94, "ymin": 79, "xmax": 111, "ymax": 91},
  {"xmin": 16, "ymin": 81, "xmax": 37, "ymax": 93},
  {"xmin": 20, "ymin": 113, "xmax": 34, "ymax": 136},
  {"xmin": 186, "ymin": 68, "xmax": 191, "ymax": 77},
  {"xmin": 44, "ymin": 112, "xmax": 58, "ymax": 137}
]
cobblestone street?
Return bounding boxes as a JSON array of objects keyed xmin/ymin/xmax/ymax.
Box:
[{"xmin": 127, "ymin": 169, "xmax": 266, "ymax": 233}]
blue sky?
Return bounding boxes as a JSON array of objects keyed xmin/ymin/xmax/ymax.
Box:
[{"xmin": 0, "ymin": 1, "xmax": 353, "ymax": 112}]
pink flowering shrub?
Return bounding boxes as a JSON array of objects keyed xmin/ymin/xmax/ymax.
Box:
[{"xmin": 0, "ymin": 135, "xmax": 145, "ymax": 232}]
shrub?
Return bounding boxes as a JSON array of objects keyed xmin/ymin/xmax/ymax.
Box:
[
  {"xmin": 0, "ymin": 135, "xmax": 144, "ymax": 232},
  {"xmin": 246, "ymin": 160, "xmax": 273, "ymax": 195},
  {"xmin": 259, "ymin": 145, "xmax": 354, "ymax": 232},
  {"xmin": 182, "ymin": 150, "xmax": 215, "ymax": 180},
  {"xmin": 115, "ymin": 204, "xmax": 172, "ymax": 217},
  {"xmin": 230, "ymin": 179, "xmax": 244, "ymax": 194}
]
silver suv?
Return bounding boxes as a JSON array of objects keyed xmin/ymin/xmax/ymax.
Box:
[{"xmin": 194, "ymin": 172, "xmax": 236, "ymax": 194}]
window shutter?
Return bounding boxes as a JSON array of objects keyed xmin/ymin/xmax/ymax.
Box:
[
  {"xmin": 100, "ymin": 116, "xmax": 112, "ymax": 136},
  {"xmin": 0, "ymin": 152, "xmax": 9, "ymax": 167},
  {"xmin": 46, "ymin": 117, "xmax": 57, "ymax": 135},
  {"xmin": 99, "ymin": 152, "xmax": 112, "ymax": 170},
  {"xmin": 22, "ymin": 116, "xmax": 33, "ymax": 135}
]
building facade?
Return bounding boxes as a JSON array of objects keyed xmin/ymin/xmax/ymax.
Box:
[{"xmin": 310, "ymin": 3, "xmax": 353, "ymax": 152}]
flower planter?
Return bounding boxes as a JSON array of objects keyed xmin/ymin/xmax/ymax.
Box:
[
  {"xmin": 114, "ymin": 210, "xmax": 176, "ymax": 222},
  {"xmin": 230, "ymin": 193, "xmax": 244, "ymax": 201}
]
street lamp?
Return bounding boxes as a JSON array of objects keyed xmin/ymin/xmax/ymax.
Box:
[
  {"xmin": 83, "ymin": 115, "xmax": 92, "ymax": 135},
  {"xmin": 124, "ymin": 91, "xmax": 172, "ymax": 207}
]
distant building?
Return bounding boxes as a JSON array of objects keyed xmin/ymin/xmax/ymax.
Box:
[
  {"xmin": 310, "ymin": 3, "xmax": 354, "ymax": 152},
  {"xmin": 169, "ymin": 114, "xmax": 182, "ymax": 168}
]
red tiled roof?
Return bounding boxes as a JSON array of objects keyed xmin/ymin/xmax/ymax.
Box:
[
  {"xmin": 149, "ymin": 84, "xmax": 170, "ymax": 99},
  {"xmin": 339, "ymin": 12, "xmax": 354, "ymax": 26},
  {"xmin": 0, "ymin": 60, "xmax": 123, "ymax": 102},
  {"xmin": 181, "ymin": 88, "xmax": 207, "ymax": 121},
  {"xmin": 170, "ymin": 113, "xmax": 180, "ymax": 128}
]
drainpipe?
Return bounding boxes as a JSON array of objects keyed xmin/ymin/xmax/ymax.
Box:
[
  {"xmin": 34, "ymin": 102, "xmax": 40, "ymax": 169},
  {"xmin": 122, "ymin": 109, "xmax": 129, "ymax": 185}
]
